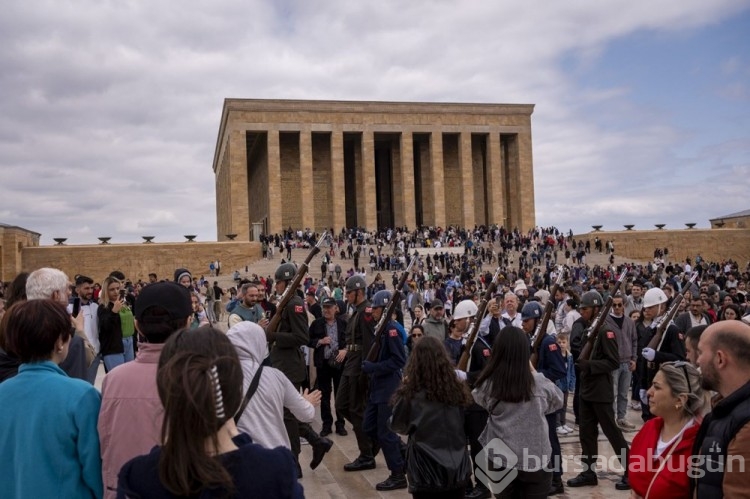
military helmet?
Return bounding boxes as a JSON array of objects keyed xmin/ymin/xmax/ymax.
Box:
[
  {"xmin": 453, "ymin": 299, "xmax": 478, "ymax": 320},
  {"xmin": 275, "ymin": 263, "xmax": 296, "ymax": 282},
  {"xmin": 580, "ymin": 290, "xmax": 604, "ymax": 308},
  {"xmin": 372, "ymin": 290, "xmax": 392, "ymax": 308},
  {"xmin": 345, "ymin": 275, "xmax": 367, "ymax": 293},
  {"xmin": 521, "ymin": 301, "xmax": 544, "ymax": 320},
  {"xmin": 643, "ymin": 287, "xmax": 668, "ymax": 308}
]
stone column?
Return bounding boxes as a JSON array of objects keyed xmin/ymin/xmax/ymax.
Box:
[
  {"xmin": 330, "ymin": 127, "xmax": 346, "ymax": 232},
  {"xmin": 267, "ymin": 129, "xmax": 283, "ymax": 235},
  {"xmin": 516, "ymin": 130, "xmax": 536, "ymax": 231},
  {"xmin": 228, "ymin": 129, "xmax": 250, "ymax": 240},
  {"xmin": 359, "ymin": 129, "xmax": 377, "ymax": 230},
  {"xmin": 486, "ymin": 131, "xmax": 505, "ymax": 227},
  {"xmin": 459, "ymin": 130, "xmax": 475, "ymax": 228},
  {"xmin": 400, "ymin": 130, "xmax": 416, "ymax": 230},
  {"xmin": 299, "ymin": 127, "xmax": 315, "ymax": 230},
  {"xmin": 430, "ymin": 128, "xmax": 446, "ymax": 228}
]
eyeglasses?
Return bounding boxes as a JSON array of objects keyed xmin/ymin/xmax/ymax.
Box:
[
  {"xmin": 665, "ymin": 361, "xmax": 692, "ymax": 394},
  {"xmin": 612, "ymin": 303, "xmax": 624, "ymax": 308}
]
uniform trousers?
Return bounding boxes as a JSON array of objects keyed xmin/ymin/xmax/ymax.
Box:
[
  {"xmin": 363, "ymin": 402, "xmax": 404, "ymax": 472},
  {"xmin": 336, "ymin": 373, "xmax": 374, "ymax": 458},
  {"xmin": 465, "ymin": 408, "xmax": 490, "ymax": 491},
  {"xmin": 496, "ymin": 468, "xmax": 551, "ymax": 499},
  {"xmin": 284, "ymin": 380, "xmax": 324, "ymax": 460},
  {"xmin": 578, "ymin": 398, "xmax": 629, "ymax": 475},
  {"xmin": 545, "ymin": 413, "xmax": 562, "ymax": 480}
]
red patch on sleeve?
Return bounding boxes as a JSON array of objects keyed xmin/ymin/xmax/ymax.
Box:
[
  {"xmin": 606, "ymin": 331, "xmax": 615, "ymax": 339},
  {"xmin": 548, "ymin": 343, "xmax": 558, "ymax": 351},
  {"xmin": 389, "ymin": 329, "xmax": 398, "ymax": 337},
  {"xmin": 483, "ymin": 349, "xmax": 490, "ymax": 357},
  {"xmin": 294, "ymin": 305, "xmax": 304, "ymax": 313}
]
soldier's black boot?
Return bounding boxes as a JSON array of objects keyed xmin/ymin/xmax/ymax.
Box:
[
  {"xmin": 343, "ymin": 455, "xmax": 376, "ymax": 472},
  {"xmin": 375, "ymin": 472, "xmax": 407, "ymax": 491}
]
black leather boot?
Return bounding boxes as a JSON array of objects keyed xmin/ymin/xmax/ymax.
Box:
[
  {"xmin": 375, "ymin": 472, "xmax": 407, "ymax": 491},
  {"xmin": 343, "ymin": 455, "xmax": 376, "ymax": 472},
  {"xmin": 567, "ymin": 472, "xmax": 598, "ymax": 487},
  {"xmin": 548, "ymin": 476, "xmax": 564, "ymax": 495},
  {"xmin": 310, "ymin": 437, "xmax": 333, "ymax": 469}
]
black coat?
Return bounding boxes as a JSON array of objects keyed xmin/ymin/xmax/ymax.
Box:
[
  {"xmin": 390, "ymin": 392, "xmax": 471, "ymax": 493},
  {"xmin": 98, "ymin": 303, "xmax": 124, "ymax": 356},
  {"xmin": 308, "ymin": 316, "xmax": 347, "ymax": 368}
]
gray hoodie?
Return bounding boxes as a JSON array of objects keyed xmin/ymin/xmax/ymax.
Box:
[{"xmin": 227, "ymin": 322, "xmax": 314, "ymax": 450}]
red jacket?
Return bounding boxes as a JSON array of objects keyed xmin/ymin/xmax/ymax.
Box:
[{"xmin": 628, "ymin": 416, "xmax": 699, "ymax": 498}]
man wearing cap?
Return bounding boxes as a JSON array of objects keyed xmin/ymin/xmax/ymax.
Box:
[
  {"xmin": 308, "ymin": 297, "xmax": 348, "ymax": 437},
  {"xmin": 98, "ymin": 282, "xmax": 192, "ymax": 499},
  {"xmin": 422, "ymin": 298, "xmax": 449, "ymax": 341},
  {"xmin": 336, "ymin": 274, "xmax": 378, "ymax": 472},
  {"xmin": 305, "ymin": 288, "xmax": 322, "ymax": 320}
]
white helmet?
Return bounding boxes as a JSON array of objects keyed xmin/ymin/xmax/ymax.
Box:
[
  {"xmin": 643, "ymin": 287, "xmax": 668, "ymax": 308},
  {"xmin": 453, "ymin": 299, "xmax": 478, "ymax": 320}
]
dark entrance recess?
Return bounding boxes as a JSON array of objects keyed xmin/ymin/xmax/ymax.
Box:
[{"xmin": 374, "ymin": 139, "xmax": 394, "ymax": 229}]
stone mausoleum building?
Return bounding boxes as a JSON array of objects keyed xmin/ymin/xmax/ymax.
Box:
[{"xmin": 212, "ymin": 99, "xmax": 536, "ymax": 240}]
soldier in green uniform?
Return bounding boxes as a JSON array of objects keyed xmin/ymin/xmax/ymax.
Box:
[{"xmin": 336, "ymin": 275, "xmax": 378, "ymax": 471}]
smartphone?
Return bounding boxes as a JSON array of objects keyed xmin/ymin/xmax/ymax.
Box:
[
  {"xmin": 120, "ymin": 290, "xmax": 126, "ymax": 301},
  {"xmin": 72, "ymin": 297, "xmax": 81, "ymax": 318},
  {"xmin": 265, "ymin": 310, "xmax": 271, "ymax": 319}
]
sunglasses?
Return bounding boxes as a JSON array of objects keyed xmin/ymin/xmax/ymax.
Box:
[
  {"xmin": 612, "ymin": 303, "xmax": 624, "ymax": 308},
  {"xmin": 665, "ymin": 360, "xmax": 692, "ymax": 394},
  {"xmin": 411, "ymin": 333, "xmax": 423, "ymax": 338}
]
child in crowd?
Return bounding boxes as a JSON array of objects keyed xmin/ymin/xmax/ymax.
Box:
[
  {"xmin": 443, "ymin": 319, "xmax": 463, "ymax": 365},
  {"xmin": 554, "ymin": 332, "xmax": 576, "ymax": 435}
]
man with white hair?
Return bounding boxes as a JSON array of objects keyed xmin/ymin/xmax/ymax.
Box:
[{"xmin": 26, "ymin": 267, "xmax": 91, "ymax": 382}]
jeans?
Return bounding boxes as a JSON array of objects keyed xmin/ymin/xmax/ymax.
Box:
[
  {"xmin": 612, "ymin": 362, "xmax": 632, "ymax": 421},
  {"xmin": 103, "ymin": 353, "xmax": 124, "ymax": 372},
  {"xmin": 85, "ymin": 353, "xmax": 101, "ymax": 385},
  {"xmin": 122, "ymin": 337, "xmax": 135, "ymax": 363}
]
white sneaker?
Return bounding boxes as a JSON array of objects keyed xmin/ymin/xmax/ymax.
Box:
[
  {"xmin": 556, "ymin": 426, "xmax": 569, "ymax": 435},
  {"xmin": 562, "ymin": 425, "xmax": 574, "ymax": 433}
]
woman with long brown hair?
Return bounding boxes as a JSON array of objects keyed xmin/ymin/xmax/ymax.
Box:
[
  {"xmin": 118, "ymin": 326, "xmax": 303, "ymax": 498},
  {"xmin": 390, "ymin": 336, "xmax": 473, "ymax": 499}
]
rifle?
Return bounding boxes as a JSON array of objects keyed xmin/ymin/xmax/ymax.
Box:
[
  {"xmin": 457, "ymin": 267, "xmax": 503, "ymax": 371},
  {"xmin": 648, "ymin": 272, "xmax": 698, "ymax": 356},
  {"xmin": 366, "ymin": 256, "xmax": 417, "ymax": 363},
  {"xmin": 266, "ymin": 231, "xmax": 327, "ymax": 338},
  {"xmin": 530, "ymin": 266, "xmax": 565, "ymax": 368},
  {"xmin": 578, "ymin": 271, "xmax": 627, "ymax": 361}
]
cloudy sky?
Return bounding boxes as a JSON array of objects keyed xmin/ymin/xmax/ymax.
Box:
[{"xmin": 1, "ymin": 0, "xmax": 748, "ymax": 244}]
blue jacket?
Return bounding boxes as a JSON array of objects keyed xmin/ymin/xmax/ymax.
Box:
[
  {"xmin": 537, "ymin": 334, "xmax": 566, "ymax": 383},
  {"xmin": 362, "ymin": 320, "xmax": 407, "ymax": 404},
  {"xmin": 0, "ymin": 361, "xmax": 103, "ymax": 499},
  {"xmin": 555, "ymin": 352, "xmax": 576, "ymax": 393}
]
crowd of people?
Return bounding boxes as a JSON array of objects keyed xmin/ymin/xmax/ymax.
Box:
[{"xmin": 0, "ymin": 223, "xmax": 749, "ymax": 499}]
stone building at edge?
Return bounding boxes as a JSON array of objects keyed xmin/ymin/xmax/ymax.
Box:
[{"xmin": 212, "ymin": 99, "xmax": 536, "ymax": 240}]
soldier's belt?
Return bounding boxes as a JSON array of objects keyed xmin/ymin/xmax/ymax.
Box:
[{"xmin": 347, "ymin": 345, "xmax": 362, "ymax": 352}]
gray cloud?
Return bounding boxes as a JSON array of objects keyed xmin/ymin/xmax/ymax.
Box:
[{"xmin": 1, "ymin": 0, "xmax": 748, "ymax": 244}]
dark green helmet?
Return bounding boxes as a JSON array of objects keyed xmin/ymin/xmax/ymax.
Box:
[
  {"xmin": 275, "ymin": 263, "xmax": 296, "ymax": 282},
  {"xmin": 345, "ymin": 275, "xmax": 367, "ymax": 292},
  {"xmin": 580, "ymin": 290, "xmax": 603, "ymax": 308}
]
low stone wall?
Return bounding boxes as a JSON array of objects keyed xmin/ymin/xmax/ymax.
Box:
[
  {"xmin": 21, "ymin": 241, "xmax": 262, "ymax": 284},
  {"xmin": 573, "ymin": 228, "xmax": 750, "ymax": 265}
]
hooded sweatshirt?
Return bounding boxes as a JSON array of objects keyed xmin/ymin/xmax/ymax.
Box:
[{"xmin": 227, "ymin": 322, "xmax": 315, "ymax": 450}]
